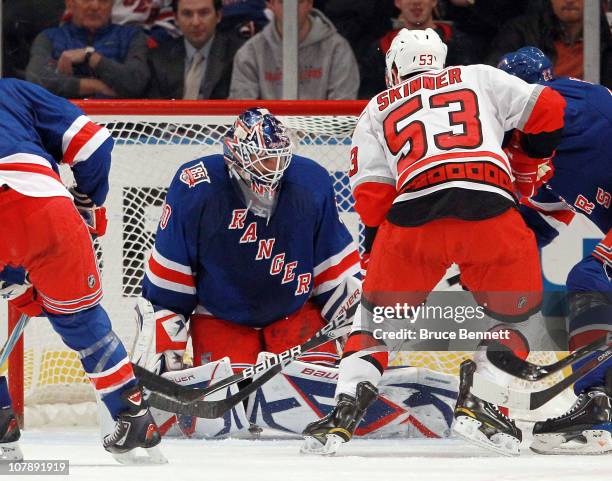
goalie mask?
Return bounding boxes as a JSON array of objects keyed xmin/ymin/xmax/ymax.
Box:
[
  {"xmin": 223, "ymin": 108, "xmax": 293, "ymax": 218},
  {"xmin": 385, "ymin": 28, "xmax": 448, "ymax": 88}
]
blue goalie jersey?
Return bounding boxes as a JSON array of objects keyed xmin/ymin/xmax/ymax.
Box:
[
  {"xmin": 142, "ymin": 154, "xmax": 361, "ymax": 327},
  {"xmin": 520, "ymin": 77, "xmax": 612, "ymax": 246}
]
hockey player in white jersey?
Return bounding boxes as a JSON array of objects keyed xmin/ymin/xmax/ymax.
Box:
[
  {"xmin": 0, "ymin": 79, "xmax": 163, "ymax": 463},
  {"xmin": 301, "ymin": 28, "xmax": 567, "ymax": 456}
]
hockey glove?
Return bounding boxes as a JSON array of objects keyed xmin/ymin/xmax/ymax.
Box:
[
  {"xmin": 69, "ymin": 185, "xmax": 108, "ymax": 237},
  {"xmin": 0, "ymin": 267, "xmax": 42, "ymax": 317},
  {"xmin": 592, "ymin": 229, "xmax": 612, "ymax": 281},
  {"xmin": 504, "ymin": 134, "xmax": 554, "ymax": 198}
]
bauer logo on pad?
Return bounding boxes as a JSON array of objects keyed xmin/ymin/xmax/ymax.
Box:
[{"xmin": 180, "ymin": 161, "xmax": 211, "ymax": 188}]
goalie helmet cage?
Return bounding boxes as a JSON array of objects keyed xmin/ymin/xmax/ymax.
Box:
[{"xmin": 5, "ymin": 100, "xmax": 568, "ymax": 427}]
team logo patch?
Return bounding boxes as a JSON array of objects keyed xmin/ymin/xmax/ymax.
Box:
[
  {"xmin": 517, "ymin": 296, "xmax": 527, "ymax": 309},
  {"xmin": 180, "ymin": 161, "xmax": 211, "ymax": 188},
  {"xmin": 87, "ymin": 274, "xmax": 96, "ymax": 288}
]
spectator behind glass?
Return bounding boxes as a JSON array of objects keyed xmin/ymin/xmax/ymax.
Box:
[
  {"xmin": 111, "ymin": 0, "xmax": 181, "ymax": 47},
  {"xmin": 320, "ymin": 0, "xmax": 395, "ymax": 66},
  {"xmin": 218, "ymin": 0, "xmax": 270, "ymax": 38},
  {"xmin": 147, "ymin": 0, "xmax": 246, "ymax": 99},
  {"xmin": 2, "ymin": 1, "xmax": 65, "ymax": 79},
  {"xmin": 440, "ymin": 0, "xmax": 531, "ymax": 62},
  {"xmin": 26, "ymin": 0, "xmax": 149, "ymax": 98},
  {"xmin": 359, "ymin": 0, "xmax": 477, "ymax": 99},
  {"xmin": 229, "ymin": 0, "xmax": 360, "ymax": 99},
  {"xmin": 486, "ymin": 0, "xmax": 612, "ymax": 86}
]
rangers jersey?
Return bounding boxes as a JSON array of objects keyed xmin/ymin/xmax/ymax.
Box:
[
  {"xmin": 520, "ymin": 77, "xmax": 612, "ymax": 252},
  {"xmin": 142, "ymin": 154, "xmax": 361, "ymax": 327},
  {"xmin": 0, "ymin": 79, "xmax": 113, "ymax": 205},
  {"xmin": 350, "ymin": 64, "xmax": 565, "ymax": 227}
]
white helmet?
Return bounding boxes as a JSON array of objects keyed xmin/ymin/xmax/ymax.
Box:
[{"xmin": 385, "ymin": 28, "xmax": 448, "ymax": 87}]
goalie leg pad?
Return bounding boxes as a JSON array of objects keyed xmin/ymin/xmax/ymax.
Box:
[
  {"xmin": 247, "ymin": 353, "xmax": 456, "ymax": 438},
  {"xmin": 47, "ymin": 305, "xmax": 137, "ymax": 419},
  {"xmin": 150, "ymin": 358, "xmax": 249, "ymax": 438}
]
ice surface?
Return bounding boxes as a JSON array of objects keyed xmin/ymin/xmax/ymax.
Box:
[{"xmin": 14, "ymin": 428, "xmax": 612, "ymax": 481}]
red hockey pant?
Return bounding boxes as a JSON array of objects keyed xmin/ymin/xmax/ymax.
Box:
[
  {"xmin": 363, "ymin": 208, "xmax": 543, "ymax": 320},
  {"xmin": 190, "ymin": 301, "xmax": 338, "ymax": 369}
]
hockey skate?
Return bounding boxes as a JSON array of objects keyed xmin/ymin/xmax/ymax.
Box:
[
  {"xmin": 452, "ymin": 360, "xmax": 522, "ymax": 456},
  {"xmin": 0, "ymin": 406, "xmax": 22, "ymax": 461},
  {"xmin": 531, "ymin": 387, "xmax": 612, "ymax": 455},
  {"xmin": 103, "ymin": 386, "xmax": 166, "ymax": 465},
  {"xmin": 300, "ymin": 381, "xmax": 378, "ymax": 455}
]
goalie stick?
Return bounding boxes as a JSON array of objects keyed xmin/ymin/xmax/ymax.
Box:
[
  {"xmin": 133, "ymin": 290, "xmax": 360, "ymax": 413},
  {"xmin": 486, "ymin": 332, "xmax": 612, "ymax": 381},
  {"xmin": 134, "ymin": 274, "xmax": 461, "ymax": 417},
  {"xmin": 471, "ymin": 344, "xmax": 612, "ymax": 410}
]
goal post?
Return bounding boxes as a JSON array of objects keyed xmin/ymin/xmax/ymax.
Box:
[{"xmin": 4, "ymin": 100, "xmax": 573, "ymax": 426}]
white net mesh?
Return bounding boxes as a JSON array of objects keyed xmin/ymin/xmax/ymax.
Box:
[{"xmin": 3, "ymin": 111, "xmax": 570, "ymax": 425}]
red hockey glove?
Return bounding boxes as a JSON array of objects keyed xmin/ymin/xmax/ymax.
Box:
[
  {"xmin": 0, "ymin": 280, "xmax": 42, "ymax": 317},
  {"xmin": 10, "ymin": 286, "xmax": 42, "ymax": 317},
  {"xmin": 69, "ymin": 186, "xmax": 108, "ymax": 237},
  {"xmin": 504, "ymin": 134, "xmax": 554, "ymax": 198}
]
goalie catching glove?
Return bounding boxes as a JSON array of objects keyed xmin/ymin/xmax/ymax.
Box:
[
  {"xmin": 69, "ymin": 185, "xmax": 108, "ymax": 237},
  {"xmin": 131, "ymin": 297, "xmax": 188, "ymax": 374}
]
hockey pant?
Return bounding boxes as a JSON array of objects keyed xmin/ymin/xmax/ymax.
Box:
[
  {"xmin": 336, "ymin": 209, "xmax": 543, "ymax": 398},
  {"xmin": 0, "ymin": 189, "xmax": 136, "ymax": 419},
  {"xmin": 190, "ymin": 301, "xmax": 339, "ymax": 371}
]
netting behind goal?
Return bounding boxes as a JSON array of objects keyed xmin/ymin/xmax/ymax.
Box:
[{"xmin": 3, "ymin": 101, "xmax": 570, "ymax": 426}]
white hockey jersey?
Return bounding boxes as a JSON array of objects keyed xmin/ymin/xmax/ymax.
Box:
[{"xmin": 349, "ymin": 64, "xmax": 566, "ymax": 227}]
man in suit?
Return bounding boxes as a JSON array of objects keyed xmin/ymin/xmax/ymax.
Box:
[{"xmin": 148, "ymin": 0, "xmax": 245, "ymax": 99}]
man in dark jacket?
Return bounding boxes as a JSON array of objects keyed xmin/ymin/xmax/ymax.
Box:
[
  {"xmin": 147, "ymin": 0, "xmax": 245, "ymax": 99},
  {"xmin": 486, "ymin": 0, "xmax": 612, "ymax": 87},
  {"xmin": 26, "ymin": 0, "xmax": 149, "ymax": 98}
]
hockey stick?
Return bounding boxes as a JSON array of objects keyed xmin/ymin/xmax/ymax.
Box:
[
  {"xmin": 486, "ymin": 332, "xmax": 612, "ymax": 382},
  {"xmin": 471, "ymin": 345, "xmax": 612, "ymax": 410},
  {"xmin": 136, "ymin": 273, "xmax": 459, "ymax": 417},
  {"xmin": 0, "ymin": 313, "xmax": 29, "ymax": 369},
  {"xmin": 133, "ymin": 293, "xmax": 360, "ymax": 407}
]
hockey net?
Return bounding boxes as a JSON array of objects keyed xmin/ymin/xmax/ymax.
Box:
[{"xmin": 3, "ymin": 100, "xmax": 571, "ymax": 427}]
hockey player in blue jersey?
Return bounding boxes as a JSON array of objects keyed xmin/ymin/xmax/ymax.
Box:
[
  {"xmin": 131, "ymin": 108, "xmax": 361, "ymax": 428},
  {"xmin": 0, "ymin": 79, "xmax": 163, "ymax": 463},
  {"xmin": 499, "ymin": 47, "xmax": 612, "ymax": 454}
]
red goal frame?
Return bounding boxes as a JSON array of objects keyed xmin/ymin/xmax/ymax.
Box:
[{"xmin": 7, "ymin": 99, "xmax": 367, "ymax": 424}]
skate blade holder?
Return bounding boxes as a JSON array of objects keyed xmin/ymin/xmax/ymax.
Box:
[
  {"xmin": 112, "ymin": 445, "xmax": 168, "ymax": 465},
  {"xmin": 300, "ymin": 434, "xmax": 344, "ymax": 456},
  {"xmin": 0, "ymin": 441, "xmax": 24, "ymax": 461},
  {"xmin": 531, "ymin": 430, "xmax": 612, "ymax": 455},
  {"xmin": 453, "ymin": 416, "xmax": 520, "ymax": 457}
]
